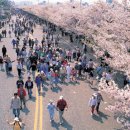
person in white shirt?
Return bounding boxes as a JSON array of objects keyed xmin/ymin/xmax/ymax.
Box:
[
  {"xmin": 66, "ymin": 64, "xmax": 72, "ymax": 82},
  {"xmin": 88, "ymin": 94, "xmax": 97, "ymax": 115},
  {"xmin": 10, "ymin": 93, "xmax": 21, "ymax": 118},
  {"xmin": 47, "ymin": 100, "xmax": 56, "ymax": 122}
]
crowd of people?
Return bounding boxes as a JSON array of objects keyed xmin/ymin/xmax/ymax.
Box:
[{"xmin": 0, "ymin": 11, "xmax": 130, "ymax": 129}]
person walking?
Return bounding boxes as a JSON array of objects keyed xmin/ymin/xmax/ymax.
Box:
[
  {"xmin": 4, "ymin": 55, "xmax": 10, "ymax": 75},
  {"xmin": 16, "ymin": 46, "xmax": 20, "ymax": 57},
  {"xmin": 96, "ymin": 64, "xmax": 104, "ymax": 81},
  {"xmin": 66, "ymin": 64, "xmax": 72, "ymax": 82},
  {"xmin": 105, "ymin": 70, "xmax": 112, "ymax": 86},
  {"xmin": 60, "ymin": 66, "xmax": 66, "ymax": 83},
  {"xmin": 47, "ymin": 100, "xmax": 56, "ymax": 122},
  {"xmin": 35, "ymin": 73, "xmax": 42, "ymax": 95},
  {"xmin": 40, "ymin": 71, "xmax": 46, "ymax": 88},
  {"xmin": 2, "ymin": 45, "xmax": 7, "ymax": 57},
  {"xmin": 56, "ymin": 96, "xmax": 68, "ymax": 125},
  {"xmin": 0, "ymin": 56, "xmax": 4, "ymax": 71},
  {"xmin": 48, "ymin": 69, "xmax": 54, "ymax": 89},
  {"xmin": 12, "ymin": 39, "xmax": 16, "ymax": 49},
  {"xmin": 71, "ymin": 67, "xmax": 77, "ymax": 82},
  {"xmin": 8, "ymin": 30, "xmax": 11, "ymax": 38},
  {"xmin": 17, "ymin": 61, "xmax": 23, "ymax": 78},
  {"xmin": 10, "ymin": 93, "xmax": 21, "ymax": 118},
  {"xmin": 25, "ymin": 77, "xmax": 33, "ymax": 99},
  {"xmin": 16, "ymin": 78, "xmax": 24, "ymax": 89},
  {"xmin": 7, "ymin": 117, "xmax": 24, "ymax": 130},
  {"xmin": 17, "ymin": 85, "xmax": 26, "ymax": 109},
  {"xmin": 88, "ymin": 94, "xmax": 97, "ymax": 116},
  {"xmin": 0, "ymin": 33, "xmax": 2, "ymax": 42},
  {"xmin": 30, "ymin": 62, "xmax": 37, "ymax": 80},
  {"xmin": 95, "ymin": 92, "xmax": 104, "ymax": 114},
  {"xmin": 4, "ymin": 29, "xmax": 7, "ymax": 37}
]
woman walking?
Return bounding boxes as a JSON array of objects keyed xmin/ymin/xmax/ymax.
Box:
[
  {"xmin": 88, "ymin": 94, "xmax": 97, "ymax": 116},
  {"xmin": 47, "ymin": 100, "xmax": 56, "ymax": 122}
]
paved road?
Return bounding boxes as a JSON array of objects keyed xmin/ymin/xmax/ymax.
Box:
[{"xmin": 0, "ymin": 16, "xmax": 121, "ymax": 130}]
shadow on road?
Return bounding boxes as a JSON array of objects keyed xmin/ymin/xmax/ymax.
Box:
[
  {"xmin": 30, "ymin": 96, "xmax": 36, "ymax": 102},
  {"xmin": 62, "ymin": 118, "xmax": 73, "ymax": 130},
  {"xmin": 1, "ymin": 69, "xmax": 5, "ymax": 72},
  {"xmin": 92, "ymin": 111, "xmax": 110, "ymax": 123},
  {"xmin": 69, "ymin": 81, "xmax": 80, "ymax": 86},
  {"xmin": 41, "ymin": 91, "xmax": 46, "ymax": 97},
  {"xmin": 51, "ymin": 118, "xmax": 73, "ymax": 130},
  {"xmin": 99, "ymin": 111, "xmax": 110, "ymax": 119},
  {"xmin": 21, "ymin": 106, "xmax": 30, "ymax": 115},
  {"xmin": 44, "ymin": 81, "xmax": 50, "ymax": 86},
  {"xmin": 42, "ymin": 86, "xmax": 48, "ymax": 92},
  {"xmin": 90, "ymin": 87, "xmax": 98, "ymax": 91},
  {"xmin": 26, "ymin": 96, "xmax": 36, "ymax": 102},
  {"xmin": 7, "ymin": 73, "xmax": 14, "ymax": 78},
  {"xmin": 51, "ymin": 120, "xmax": 60, "ymax": 130},
  {"xmin": 51, "ymin": 86, "xmax": 62, "ymax": 93}
]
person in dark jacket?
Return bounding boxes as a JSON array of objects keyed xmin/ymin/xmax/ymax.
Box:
[
  {"xmin": 0, "ymin": 56, "xmax": 4, "ymax": 70},
  {"xmin": 16, "ymin": 78, "xmax": 24, "ymax": 88},
  {"xmin": 16, "ymin": 46, "xmax": 20, "ymax": 57},
  {"xmin": 2, "ymin": 45, "xmax": 7, "ymax": 57},
  {"xmin": 25, "ymin": 77, "xmax": 33, "ymax": 98},
  {"xmin": 0, "ymin": 33, "xmax": 2, "ymax": 42},
  {"xmin": 30, "ymin": 62, "xmax": 37, "ymax": 79},
  {"xmin": 17, "ymin": 85, "xmax": 26, "ymax": 109},
  {"xmin": 57, "ymin": 96, "xmax": 68, "ymax": 125}
]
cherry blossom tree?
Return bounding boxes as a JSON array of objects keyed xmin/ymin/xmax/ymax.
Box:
[{"xmin": 22, "ymin": 1, "xmax": 130, "ymax": 74}]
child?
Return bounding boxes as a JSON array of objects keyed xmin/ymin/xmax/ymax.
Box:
[{"xmin": 7, "ymin": 117, "xmax": 24, "ymax": 130}]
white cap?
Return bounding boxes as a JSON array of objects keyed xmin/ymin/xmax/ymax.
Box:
[
  {"xmin": 49, "ymin": 99, "xmax": 53, "ymax": 103},
  {"xmin": 14, "ymin": 117, "xmax": 19, "ymax": 122},
  {"xmin": 41, "ymin": 71, "xmax": 44, "ymax": 74},
  {"xmin": 92, "ymin": 93, "xmax": 97, "ymax": 96},
  {"xmin": 59, "ymin": 95, "xmax": 63, "ymax": 99}
]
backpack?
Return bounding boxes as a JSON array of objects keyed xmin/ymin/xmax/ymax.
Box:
[{"xmin": 13, "ymin": 122, "xmax": 21, "ymax": 130}]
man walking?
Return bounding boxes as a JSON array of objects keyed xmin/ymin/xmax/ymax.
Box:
[
  {"xmin": 16, "ymin": 78, "xmax": 24, "ymax": 89},
  {"xmin": 17, "ymin": 61, "xmax": 23, "ymax": 78},
  {"xmin": 30, "ymin": 62, "xmax": 37, "ymax": 80},
  {"xmin": 2, "ymin": 45, "xmax": 7, "ymax": 57},
  {"xmin": 95, "ymin": 92, "xmax": 104, "ymax": 114},
  {"xmin": 25, "ymin": 77, "xmax": 33, "ymax": 99},
  {"xmin": 57, "ymin": 96, "xmax": 68, "ymax": 125},
  {"xmin": 0, "ymin": 33, "xmax": 2, "ymax": 42},
  {"xmin": 17, "ymin": 85, "xmax": 26, "ymax": 109},
  {"xmin": 10, "ymin": 93, "xmax": 21, "ymax": 118}
]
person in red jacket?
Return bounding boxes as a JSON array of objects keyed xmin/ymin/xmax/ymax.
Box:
[
  {"xmin": 17, "ymin": 85, "xmax": 26, "ymax": 109},
  {"xmin": 57, "ymin": 96, "xmax": 68, "ymax": 125}
]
